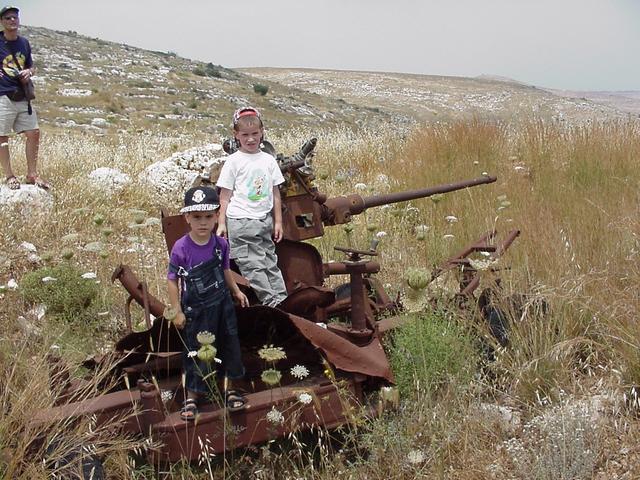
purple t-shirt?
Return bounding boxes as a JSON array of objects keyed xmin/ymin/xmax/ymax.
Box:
[{"xmin": 167, "ymin": 234, "xmax": 230, "ymax": 280}]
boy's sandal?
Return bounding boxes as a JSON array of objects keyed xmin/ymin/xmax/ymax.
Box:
[
  {"xmin": 5, "ymin": 175, "xmax": 20, "ymax": 190},
  {"xmin": 25, "ymin": 175, "xmax": 51, "ymax": 190},
  {"xmin": 226, "ymin": 390, "xmax": 247, "ymax": 412},
  {"xmin": 180, "ymin": 398, "xmax": 198, "ymax": 421}
]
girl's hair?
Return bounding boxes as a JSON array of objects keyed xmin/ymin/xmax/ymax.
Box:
[{"xmin": 232, "ymin": 107, "xmax": 263, "ymax": 131}]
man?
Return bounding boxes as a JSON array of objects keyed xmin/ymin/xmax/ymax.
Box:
[{"xmin": 0, "ymin": 5, "xmax": 48, "ymax": 190}]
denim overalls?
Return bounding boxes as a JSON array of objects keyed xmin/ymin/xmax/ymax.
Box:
[{"xmin": 169, "ymin": 238, "xmax": 244, "ymax": 394}]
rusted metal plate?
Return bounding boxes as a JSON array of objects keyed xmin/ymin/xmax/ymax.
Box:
[{"xmin": 149, "ymin": 375, "xmax": 362, "ymax": 462}]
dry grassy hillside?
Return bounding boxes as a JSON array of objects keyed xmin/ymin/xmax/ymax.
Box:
[{"xmin": 1, "ymin": 26, "xmax": 640, "ymax": 480}]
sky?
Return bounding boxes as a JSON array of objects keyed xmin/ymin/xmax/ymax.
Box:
[{"xmin": 16, "ymin": 0, "xmax": 640, "ymax": 91}]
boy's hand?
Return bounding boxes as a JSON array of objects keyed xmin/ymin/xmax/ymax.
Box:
[
  {"xmin": 273, "ymin": 221, "xmax": 283, "ymax": 243},
  {"xmin": 173, "ymin": 311, "xmax": 186, "ymax": 329},
  {"xmin": 234, "ymin": 290, "xmax": 249, "ymax": 308},
  {"xmin": 216, "ymin": 222, "xmax": 227, "ymax": 238}
]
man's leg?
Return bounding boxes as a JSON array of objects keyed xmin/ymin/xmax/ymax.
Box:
[
  {"xmin": 0, "ymin": 135, "xmax": 13, "ymax": 179},
  {"xmin": 24, "ymin": 128, "xmax": 39, "ymax": 178}
]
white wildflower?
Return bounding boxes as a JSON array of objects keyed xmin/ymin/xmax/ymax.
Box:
[
  {"xmin": 7, "ymin": 279, "xmax": 18, "ymax": 289},
  {"xmin": 266, "ymin": 406, "xmax": 284, "ymax": 424},
  {"xmin": 469, "ymin": 259, "xmax": 497, "ymax": 271},
  {"xmin": 354, "ymin": 182, "xmax": 367, "ymax": 191},
  {"xmin": 298, "ymin": 392, "xmax": 313, "ymax": 405},
  {"xmin": 407, "ymin": 449, "xmax": 426, "ymax": 465},
  {"xmin": 258, "ymin": 345, "xmax": 286, "ymax": 362},
  {"xmin": 290, "ymin": 364, "xmax": 310, "ymax": 380},
  {"xmin": 187, "ymin": 351, "xmax": 198, "ymax": 358},
  {"xmin": 376, "ymin": 231, "xmax": 387, "ymax": 238},
  {"xmin": 445, "ymin": 215, "xmax": 458, "ymax": 223},
  {"xmin": 160, "ymin": 390, "xmax": 173, "ymax": 404}
]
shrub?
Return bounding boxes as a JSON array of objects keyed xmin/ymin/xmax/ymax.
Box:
[
  {"xmin": 388, "ymin": 311, "xmax": 478, "ymax": 397},
  {"xmin": 253, "ymin": 83, "xmax": 269, "ymax": 96},
  {"xmin": 20, "ymin": 263, "xmax": 99, "ymax": 318},
  {"xmin": 192, "ymin": 66, "xmax": 207, "ymax": 77}
]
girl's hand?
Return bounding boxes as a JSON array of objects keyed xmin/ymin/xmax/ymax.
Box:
[
  {"xmin": 234, "ymin": 290, "xmax": 249, "ymax": 307},
  {"xmin": 273, "ymin": 221, "xmax": 283, "ymax": 243}
]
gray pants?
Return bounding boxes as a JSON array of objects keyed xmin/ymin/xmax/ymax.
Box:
[{"xmin": 227, "ymin": 216, "xmax": 288, "ymax": 307}]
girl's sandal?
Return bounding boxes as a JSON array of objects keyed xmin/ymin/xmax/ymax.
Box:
[
  {"xmin": 226, "ymin": 390, "xmax": 247, "ymax": 412},
  {"xmin": 180, "ymin": 398, "xmax": 198, "ymax": 421},
  {"xmin": 25, "ymin": 175, "xmax": 51, "ymax": 190},
  {"xmin": 5, "ymin": 175, "xmax": 20, "ymax": 190}
]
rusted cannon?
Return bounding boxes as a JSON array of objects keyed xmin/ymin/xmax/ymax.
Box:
[{"xmin": 34, "ymin": 138, "xmax": 518, "ymax": 467}]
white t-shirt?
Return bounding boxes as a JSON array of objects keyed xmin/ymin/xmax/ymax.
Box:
[{"xmin": 216, "ymin": 150, "xmax": 285, "ymax": 219}]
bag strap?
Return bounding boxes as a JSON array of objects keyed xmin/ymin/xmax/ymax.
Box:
[{"xmin": 5, "ymin": 37, "xmax": 32, "ymax": 115}]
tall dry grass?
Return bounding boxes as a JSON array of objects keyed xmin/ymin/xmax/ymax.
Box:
[{"xmin": 1, "ymin": 117, "xmax": 640, "ymax": 477}]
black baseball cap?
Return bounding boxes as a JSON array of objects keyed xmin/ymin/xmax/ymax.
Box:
[
  {"xmin": 0, "ymin": 6, "xmax": 19, "ymax": 17},
  {"xmin": 180, "ymin": 186, "xmax": 220, "ymax": 213}
]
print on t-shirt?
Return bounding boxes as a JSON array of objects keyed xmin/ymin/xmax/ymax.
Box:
[{"xmin": 247, "ymin": 171, "xmax": 267, "ymax": 201}]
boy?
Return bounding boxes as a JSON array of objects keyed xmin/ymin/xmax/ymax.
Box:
[
  {"xmin": 167, "ymin": 186, "xmax": 249, "ymax": 420},
  {"xmin": 216, "ymin": 107, "xmax": 288, "ymax": 307}
]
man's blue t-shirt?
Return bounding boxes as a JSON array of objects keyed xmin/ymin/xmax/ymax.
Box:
[{"xmin": 0, "ymin": 32, "xmax": 32, "ymax": 97}]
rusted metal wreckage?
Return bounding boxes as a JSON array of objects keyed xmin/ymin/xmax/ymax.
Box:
[{"xmin": 38, "ymin": 138, "xmax": 520, "ymax": 464}]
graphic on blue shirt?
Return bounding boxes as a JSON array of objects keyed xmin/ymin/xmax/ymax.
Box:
[
  {"xmin": 246, "ymin": 171, "xmax": 267, "ymax": 201},
  {"xmin": 2, "ymin": 51, "xmax": 26, "ymax": 77}
]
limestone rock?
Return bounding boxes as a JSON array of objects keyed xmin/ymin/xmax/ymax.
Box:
[
  {"xmin": 0, "ymin": 184, "xmax": 53, "ymax": 215},
  {"xmin": 140, "ymin": 143, "xmax": 225, "ymax": 199},
  {"xmin": 87, "ymin": 167, "xmax": 132, "ymax": 194}
]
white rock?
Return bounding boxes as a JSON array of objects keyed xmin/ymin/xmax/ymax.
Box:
[
  {"xmin": 87, "ymin": 167, "xmax": 131, "ymax": 195},
  {"xmin": 140, "ymin": 143, "xmax": 225, "ymax": 198},
  {"xmin": 58, "ymin": 88, "xmax": 92, "ymax": 97},
  {"xmin": 81, "ymin": 272, "xmax": 97, "ymax": 279},
  {"xmin": 19, "ymin": 241, "xmax": 37, "ymax": 253},
  {"xmin": 0, "ymin": 184, "xmax": 53, "ymax": 216},
  {"xmin": 7, "ymin": 278, "xmax": 18, "ymax": 290},
  {"xmin": 91, "ymin": 117, "xmax": 108, "ymax": 128}
]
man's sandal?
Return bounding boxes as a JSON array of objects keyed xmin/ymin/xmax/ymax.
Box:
[
  {"xmin": 180, "ymin": 398, "xmax": 198, "ymax": 421},
  {"xmin": 25, "ymin": 175, "xmax": 50, "ymax": 190},
  {"xmin": 5, "ymin": 175, "xmax": 20, "ymax": 190},
  {"xmin": 226, "ymin": 390, "xmax": 247, "ymax": 412}
]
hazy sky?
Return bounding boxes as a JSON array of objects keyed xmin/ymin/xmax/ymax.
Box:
[{"xmin": 17, "ymin": 0, "xmax": 640, "ymax": 91}]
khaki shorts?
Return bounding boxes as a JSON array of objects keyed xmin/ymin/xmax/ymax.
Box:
[{"xmin": 0, "ymin": 95, "xmax": 38, "ymax": 136}]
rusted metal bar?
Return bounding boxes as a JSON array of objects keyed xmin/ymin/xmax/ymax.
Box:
[
  {"xmin": 112, "ymin": 265, "xmax": 166, "ymax": 319},
  {"xmin": 322, "ymin": 175, "xmax": 497, "ymax": 225}
]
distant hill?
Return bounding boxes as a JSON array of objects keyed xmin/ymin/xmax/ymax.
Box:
[
  {"xmin": 240, "ymin": 68, "xmax": 629, "ymax": 124},
  {"xmin": 545, "ymin": 90, "xmax": 640, "ymax": 116},
  {"xmin": 22, "ymin": 25, "xmax": 632, "ymax": 140}
]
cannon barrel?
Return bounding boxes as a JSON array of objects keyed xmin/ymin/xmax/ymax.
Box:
[{"xmin": 321, "ymin": 175, "xmax": 497, "ymax": 225}]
